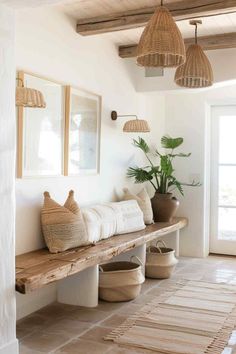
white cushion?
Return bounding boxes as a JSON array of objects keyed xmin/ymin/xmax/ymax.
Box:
[
  {"xmin": 81, "ymin": 208, "xmax": 101, "ymax": 243},
  {"xmin": 123, "ymin": 188, "xmax": 154, "ymax": 225},
  {"xmin": 108, "ymin": 200, "xmax": 146, "ymax": 235},
  {"xmin": 82, "ymin": 200, "xmax": 145, "ymax": 242}
]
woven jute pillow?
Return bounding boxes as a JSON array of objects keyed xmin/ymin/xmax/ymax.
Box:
[
  {"xmin": 123, "ymin": 188, "xmax": 154, "ymax": 225},
  {"xmin": 41, "ymin": 190, "xmax": 89, "ymax": 253}
]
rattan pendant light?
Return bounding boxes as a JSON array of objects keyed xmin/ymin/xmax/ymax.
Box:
[
  {"xmin": 175, "ymin": 20, "xmax": 214, "ymax": 88},
  {"xmin": 137, "ymin": 0, "xmax": 186, "ymax": 67},
  {"xmin": 16, "ymin": 78, "xmax": 46, "ymax": 108}
]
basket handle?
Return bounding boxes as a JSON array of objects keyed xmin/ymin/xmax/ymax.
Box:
[
  {"xmin": 156, "ymin": 240, "xmax": 167, "ymax": 249},
  {"xmin": 130, "ymin": 255, "xmax": 144, "ymax": 267},
  {"xmin": 147, "ymin": 245, "xmax": 159, "ymax": 253}
]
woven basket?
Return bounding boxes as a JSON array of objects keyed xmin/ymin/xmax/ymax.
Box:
[
  {"xmin": 99, "ymin": 256, "xmax": 145, "ymax": 302},
  {"xmin": 175, "ymin": 44, "xmax": 213, "ymax": 88},
  {"xmin": 145, "ymin": 240, "xmax": 178, "ymax": 279},
  {"xmin": 41, "ymin": 190, "xmax": 89, "ymax": 253},
  {"xmin": 137, "ymin": 5, "xmax": 186, "ymax": 68}
]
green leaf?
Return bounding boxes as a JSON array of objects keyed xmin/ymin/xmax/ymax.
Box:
[
  {"xmin": 127, "ymin": 167, "xmax": 153, "ymax": 183},
  {"xmin": 133, "ymin": 137, "xmax": 150, "ymax": 154},
  {"xmin": 150, "ymin": 166, "xmax": 160, "ymax": 175},
  {"xmin": 168, "ymin": 178, "xmax": 184, "ymax": 196},
  {"xmin": 181, "ymin": 181, "xmax": 202, "ymax": 187},
  {"xmin": 168, "ymin": 153, "xmax": 191, "ymax": 158},
  {"xmin": 160, "ymin": 156, "xmax": 174, "ymax": 176},
  {"xmin": 161, "ymin": 135, "xmax": 183, "ymax": 150}
]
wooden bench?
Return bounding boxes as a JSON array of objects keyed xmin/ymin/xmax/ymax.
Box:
[{"xmin": 16, "ymin": 217, "xmax": 187, "ymax": 307}]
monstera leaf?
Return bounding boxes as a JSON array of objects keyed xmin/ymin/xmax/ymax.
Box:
[{"xmin": 161, "ymin": 135, "xmax": 183, "ymax": 149}]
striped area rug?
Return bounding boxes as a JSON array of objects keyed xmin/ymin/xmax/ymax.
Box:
[{"xmin": 104, "ymin": 280, "xmax": 236, "ymax": 354}]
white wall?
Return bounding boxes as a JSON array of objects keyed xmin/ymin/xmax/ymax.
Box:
[
  {"xmin": 127, "ymin": 48, "xmax": 236, "ymax": 92},
  {"xmin": 15, "ymin": 7, "xmax": 165, "ymax": 318},
  {"xmin": 165, "ymin": 84, "xmax": 236, "ymax": 257},
  {"xmin": 0, "ymin": 4, "xmax": 18, "ymax": 354}
]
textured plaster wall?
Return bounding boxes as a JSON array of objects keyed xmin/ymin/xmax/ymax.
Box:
[
  {"xmin": 15, "ymin": 7, "xmax": 165, "ymax": 319},
  {"xmin": 0, "ymin": 4, "xmax": 18, "ymax": 354}
]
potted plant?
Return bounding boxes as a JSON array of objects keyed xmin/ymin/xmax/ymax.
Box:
[{"xmin": 127, "ymin": 135, "xmax": 200, "ymax": 222}]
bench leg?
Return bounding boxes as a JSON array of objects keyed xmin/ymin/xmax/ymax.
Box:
[
  {"xmin": 57, "ymin": 265, "xmax": 99, "ymax": 307},
  {"xmin": 175, "ymin": 230, "xmax": 180, "ymax": 257},
  {"xmin": 111, "ymin": 244, "xmax": 146, "ymax": 275}
]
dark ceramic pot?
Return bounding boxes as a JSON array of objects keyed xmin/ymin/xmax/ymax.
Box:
[{"xmin": 151, "ymin": 193, "xmax": 179, "ymax": 222}]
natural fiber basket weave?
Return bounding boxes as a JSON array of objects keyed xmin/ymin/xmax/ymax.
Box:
[
  {"xmin": 123, "ymin": 119, "xmax": 150, "ymax": 133},
  {"xmin": 137, "ymin": 5, "xmax": 186, "ymax": 68},
  {"xmin": 41, "ymin": 190, "xmax": 89, "ymax": 253},
  {"xmin": 16, "ymin": 86, "xmax": 46, "ymax": 108},
  {"xmin": 99, "ymin": 256, "xmax": 145, "ymax": 302},
  {"xmin": 175, "ymin": 44, "xmax": 213, "ymax": 88}
]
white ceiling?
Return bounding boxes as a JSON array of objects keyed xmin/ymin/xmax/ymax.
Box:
[
  {"xmin": 57, "ymin": 0, "xmax": 236, "ymax": 44},
  {"xmin": 0, "ymin": 0, "xmax": 66, "ymax": 8},
  {"xmin": 100, "ymin": 13, "xmax": 236, "ymax": 45},
  {"xmin": 2, "ymin": 0, "xmax": 236, "ymax": 45}
]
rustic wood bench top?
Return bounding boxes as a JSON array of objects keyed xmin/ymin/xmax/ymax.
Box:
[{"xmin": 16, "ymin": 217, "xmax": 188, "ymax": 294}]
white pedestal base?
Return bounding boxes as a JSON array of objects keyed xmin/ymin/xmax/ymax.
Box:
[
  {"xmin": 57, "ymin": 265, "xmax": 99, "ymax": 307},
  {"xmin": 111, "ymin": 244, "xmax": 146, "ymax": 275}
]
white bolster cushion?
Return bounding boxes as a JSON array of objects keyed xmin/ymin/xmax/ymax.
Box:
[{"xmin": 107, "ymin": 200, "xmax": 146, "ymax": 235}]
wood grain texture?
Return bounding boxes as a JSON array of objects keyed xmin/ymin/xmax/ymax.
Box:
[
  {"xmin": 76, "ymin": 0, "xmax": 236, "ymax": 35},
  {"xmin": 16, "ymin": 217, "xmax": 188, "ymax": 294},
  {"xmin": 119, "ymin": 32, "xmax": 236, "ymax": 58}
]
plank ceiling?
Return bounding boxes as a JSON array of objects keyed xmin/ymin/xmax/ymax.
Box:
[
  {"xmin": 2, "ymin": 0, "xmax": 236, "ymax": 45},
  {"xmin": 58, "ymin": 0, "xmax": 236, "ymax": 44}
]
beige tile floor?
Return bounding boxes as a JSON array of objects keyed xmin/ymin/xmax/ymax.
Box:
[{"xmin": 18, "ymin": 255, "xmax": 236, "ymax": 354}]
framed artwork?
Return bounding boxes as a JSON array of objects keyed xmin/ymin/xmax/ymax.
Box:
[
  {"xmin": 64, "ymin": 86, "xmax": 101, "ymax": 176},
  {"xmin": 17, "ymin": 71, "xmax": 101, "ymax": 178},
  {"xmin": 17, "ymin": 71, "xmax": 65, "ymax": 178}
]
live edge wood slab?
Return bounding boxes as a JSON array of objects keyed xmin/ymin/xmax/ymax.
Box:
[{"xmin": 16, "ymin": 217, "xmax": 188, "ymax": 294}]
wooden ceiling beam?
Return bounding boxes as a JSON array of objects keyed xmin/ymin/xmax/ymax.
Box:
[
  {"xmin": 77, "ymin": 0, "xmax": 236, "ymax": 36},
  {"xmin": 119, "ymin": 32, "xmax": 236, "ymax": 58}
]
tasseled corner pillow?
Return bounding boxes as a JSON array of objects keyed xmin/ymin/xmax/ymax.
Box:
[
  {"xmin": 123, "ymin": 188, "xmax": 154, "ymax": 225},
  {"xmin": 41, "ymin": 190, "xmax": 89, "ymax": 253}
]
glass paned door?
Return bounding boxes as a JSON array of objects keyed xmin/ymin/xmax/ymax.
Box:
[{"xmin": 210, "ymin": 106, "xmax": 236, "ymax": 255}]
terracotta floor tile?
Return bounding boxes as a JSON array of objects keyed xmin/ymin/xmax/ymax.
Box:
[
  {"xmin": 66, "ymin": 308, "xmax": 109, "ymax": 323},
  {"xmin": 35, "ymin": 302, "xmax": 74, "ymax": 320},
  {"xmin": 19, "ymin": 344, "xmax": 45, "ymax": 354},
  {"xmin": 44, "ymin": 318, "xmax": 91, "ymax": 336},
  {"xmin": 117, "ymin": 303, "xmax": 144, "ymax": 316},
  {"xmin": 54, "ymin": 339, "xmax": 111, "ymax": 354},
  {"xmin": 17, "ymin": 256, "xmax": 236, "ymax": 354},
  {"xmin": 96, "ymin": 300, "xmax": 126, "ymax": 312},
  {"xmin": 100, "ymin": 314, "xmax": 128, "ymax": 328},
  {"xmin": 79, "ymin": 326, "xmax": 111, "ymax": 343},
  {"xmin": 21, "ymin": 330, "xmax": 69, "ymax": 353}
]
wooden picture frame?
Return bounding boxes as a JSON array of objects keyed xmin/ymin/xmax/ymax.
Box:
[
  {"xmin": 17, "ymin": 72, "xmax": 101, "ymax": 178},
  {"xmin": 64, "ymin": 86, "xmax": 101, "ymax": 176},
  {"xmin": 16, "ymin": 71, "xmax": 65, "ymax": 178}
]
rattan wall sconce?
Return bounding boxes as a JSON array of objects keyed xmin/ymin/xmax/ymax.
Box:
[
  {"xmin": 16, "ymin": 78, "xmax": 46, "ymax": 108},
  {"xmin": 137, "ymin": 0, "xmax": 186, "ymax": 68},
  {"xmin": 111, "ymin": 111, "xmax": 150, "ymax": 133}
]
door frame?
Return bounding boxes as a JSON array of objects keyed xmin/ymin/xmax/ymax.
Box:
[{"xmin": 209, "ymin": 104, "xmax": 236, "ymax": 255}]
